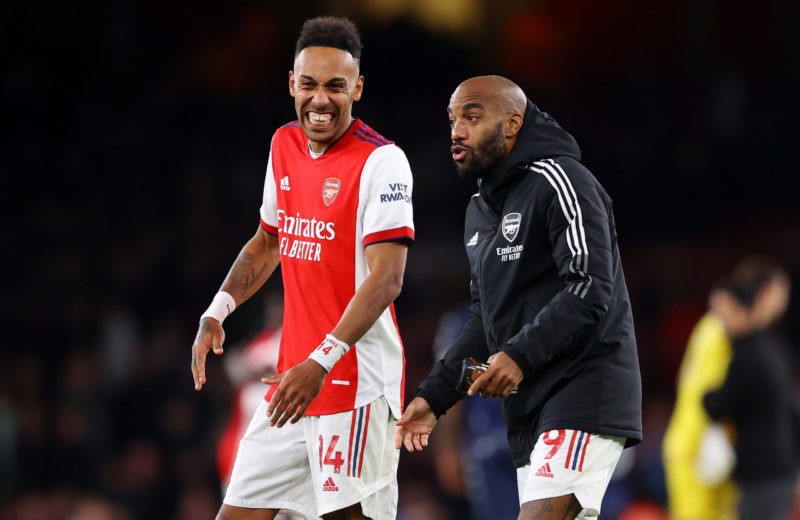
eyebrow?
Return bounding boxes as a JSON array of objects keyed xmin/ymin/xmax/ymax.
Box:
[
  {"xmin": 298, "ymin": 74, "xmax": 348, "ymax": 85},
  {"xmin": 447, "ymin": 101, "xmax": 486, "ymax": 115},
  {"xmin": 461, "ymin": 102, "xmax": 485, "ymax": 112}
]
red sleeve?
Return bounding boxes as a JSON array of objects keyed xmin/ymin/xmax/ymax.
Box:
[
  {"xmin": 363, "ymin": 226, "xmax": 415, "ymax": 247},
  {"xmin": 260, "ymin": 219, "xmax": 278, "ymax": 236}
]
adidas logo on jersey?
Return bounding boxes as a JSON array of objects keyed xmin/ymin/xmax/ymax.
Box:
[
  {"xmin": 467, "ymin": 231, "xmax": 478, "ymax": 246},
  {"xmin": 534, "ymin": 463, "xmax": 554, "ymax": 478},
  {"xmin": 322, "ymin": 476, "xmax": 339, "ymax": 492},
  {"xmin": 280, "ymin": 176, "xmax": 291, "ymax": 191}
]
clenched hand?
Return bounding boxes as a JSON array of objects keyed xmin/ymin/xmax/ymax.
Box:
[{"xmin": 467, "ymin": 351, "xmax": 523, "ymax": 398}]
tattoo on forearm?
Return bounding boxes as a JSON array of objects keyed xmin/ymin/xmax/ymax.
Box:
[{"xmin": 232, "ymin": 253, "xmax": 271, "ymax": 299}]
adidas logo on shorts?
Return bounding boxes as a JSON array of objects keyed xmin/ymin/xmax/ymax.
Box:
[
  {"xmin": 534, "ymin": 463, "xmax": 554, "ymax": 478},
  {"xmin": 322, "ymin": 476, "xmax": 339, "ymax": 492}
]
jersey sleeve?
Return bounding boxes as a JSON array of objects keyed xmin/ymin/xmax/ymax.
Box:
[
  {"xmin": 258, "ymin": 144, "xmax": 279, "ymax": 235},
  {"xmin": 360, "ymin": 144, "xmax": 415, "ymax": 247}
]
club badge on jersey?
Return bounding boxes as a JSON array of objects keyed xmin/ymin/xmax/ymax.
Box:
[{"xmin": 323, "ymin": 178, "xmax": 341, "ymax": 206}]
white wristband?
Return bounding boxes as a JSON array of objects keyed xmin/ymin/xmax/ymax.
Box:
[
  {"xmin": 308, "ymin": 334, "xmax": 350, "ymax": 372},
  {"xmin": 200, "ymin": 291, "xmax": 236, "ymax": 324}
]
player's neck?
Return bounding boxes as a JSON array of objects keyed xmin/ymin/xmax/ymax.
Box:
[{"xmin": 308, "ymin": 142, "xmax": 325, "ymax": 159}]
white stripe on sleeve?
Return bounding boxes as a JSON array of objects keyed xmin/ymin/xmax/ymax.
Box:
[{"xmin": 529, "ymin": 160, "xmax": 593, "ymax": 298}]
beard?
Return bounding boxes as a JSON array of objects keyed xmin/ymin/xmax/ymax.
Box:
[{"xmin": 454, "ymin": 122, "xmax": 507, "ymax": 180}]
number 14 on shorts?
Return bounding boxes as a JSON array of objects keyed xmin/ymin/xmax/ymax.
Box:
[{"xmin": 318, "ymin": 434, "xmax": 345, "ymax": 474}]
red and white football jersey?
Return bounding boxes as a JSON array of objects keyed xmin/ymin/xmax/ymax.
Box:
[{"xmin": 259, "ymin": 119, "xmax": 414, "ymax": 417}]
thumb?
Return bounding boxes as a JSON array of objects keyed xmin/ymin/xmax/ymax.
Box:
[
  {"xmin": 396, "ymin": 409, "xmax": 421, "ymax": 427},
  {"xmin": 396, "ymin": 406, "xmax": 418, "ymax": 426},
  {"xmin": 394, "ymin": 427, "xmax": 406, "ymax": 449},
  {"xmin": 262, "ymin": 372, "xmax": 283, "ymax": 385},
  {"xmin": 211, "ymin": 330, "xmax": 225, "ymax": 355},
  {"xmin": 467, "ymin": 370, "xmax": 490, "ymax": 396}
]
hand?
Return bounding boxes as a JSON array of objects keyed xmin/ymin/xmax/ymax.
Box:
[
  {"xmin": 395, "ymin": 397, "xmax": 437, "ymax": 452},
  {"xmin": 191, "ymin": 318, "xmax": 225, "ymax": 391},
  {"xmin": 262, "ymin": 359, "xmax": 327, "ymax": 427},
  {"xmin": 468, "ymin": 351, "xmax": 523, "ymax": 399}
]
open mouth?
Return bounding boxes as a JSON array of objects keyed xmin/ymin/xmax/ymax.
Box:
[
  {"xmin": 306, "ymin": 111, "xmax": 334, "ymax": 130},
  {"xmin": 451, "ymin": 144, "xmax": 469, "ymax": 162}
]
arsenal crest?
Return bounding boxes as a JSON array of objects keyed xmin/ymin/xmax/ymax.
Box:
[
  {"xmin": 502, "ymin": 212, "xmax": 521, "ymax": 242},
  {"xmin": 322, "ymin": 178, "xmax": 341, "ymax": 206}
]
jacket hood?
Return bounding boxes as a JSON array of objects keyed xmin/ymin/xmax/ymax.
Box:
[{"xmin": 479, "ymin": 100, "xmax": 581, "ymax": 207}]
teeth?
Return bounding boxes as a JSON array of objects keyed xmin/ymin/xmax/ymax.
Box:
[{"xmin": 308, "ymin": 112, "xmax": 333, "ymax": 126}]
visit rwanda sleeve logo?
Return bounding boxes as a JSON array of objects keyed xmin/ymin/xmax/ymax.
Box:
[
  {"xmin": 502, "ymin": 212, "xmax": 521, "ymax": 242},
  {"xmin": 322, "ymin": 178, "xmax": 341, "ymax": 206},
  {"xmin": 378, "ymin": 182, "xmax": 411, "ymax": 203}
]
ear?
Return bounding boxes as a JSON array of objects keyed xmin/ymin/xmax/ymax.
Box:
[
  {"xmin": 288, "ymin": 70, "xmax": 296, "ymax": 97},
  {"xmin": 352, "ymin": 75, "xmax": 364, "ymax": 102},
  {"xmin": 505, "ymin": 113, "xmax": 523, "ymax": 138}
]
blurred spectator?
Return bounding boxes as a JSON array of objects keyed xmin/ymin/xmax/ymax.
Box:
[
  {"xmin": 702, "ymin": 257, "xmax": 798, "ymax": 520},
  {"xmin": 662, "ymin": 283, "xmax": 740, "ymax": 518},
  {"xmin": 173, "ymin": 487, "xmax": 220, "ymax": 520},
  {"xmin": 429, "ymin": 302, "xmax": 518, "ymax": 520},
  {"xmin": 98, "ymin": 304, "xmax": 142, "ymax": 390},
  {"xmin": 216, "ymin": 291, "xmax": 282, "ymax": 491},
  {"xmin": 0, "ymin": 385, "xmax": 18, "ymax": 497},
  {"xmin": 396, "ymin": 480, "xmax": 451, "ymax": 520},
  {"xmin": 69, "ymin": 494, "xmax": 132, "ymax": 520},
  {"xmin": 663, "ymin": 255, "xmax": 799, "ymax": 520},
  {"xmin": 213, "ymin": 295, "xmax": 304, "ymax": 520},
  {"xmin": 616, "ymin": 500, "xmax": 671, "ymax": 520}
]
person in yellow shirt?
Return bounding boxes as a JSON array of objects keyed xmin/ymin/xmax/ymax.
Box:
[
  {"xmin": 662, "ymin": 292, "xmax": 738, "ymax": 520},
  {"xmin": 663, "ymin": 255, "xmax": 793, "ymax": 520}
]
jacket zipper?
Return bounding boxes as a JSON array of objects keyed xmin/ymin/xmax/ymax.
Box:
[{"xmin": 477, "ymin": 203, "xmax": 499, "ymax": 352}]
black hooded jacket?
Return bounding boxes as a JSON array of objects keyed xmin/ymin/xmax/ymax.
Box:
[{"xmin": 417, "ymin": 100, "xmax": 643, "ymax": 467}]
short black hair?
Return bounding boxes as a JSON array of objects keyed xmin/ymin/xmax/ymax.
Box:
[
  {"xmin": 294, "ymin": 16, "xmax": 362, "ymax": 63},
  {"xmin": 717, "ymin": 256, "xmax": 787, "ymax": 307}
]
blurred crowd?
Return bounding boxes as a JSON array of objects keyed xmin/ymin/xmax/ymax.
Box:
[{"xmin": 3, "ymin": 1, "xmax": 800, "ymax": 518}]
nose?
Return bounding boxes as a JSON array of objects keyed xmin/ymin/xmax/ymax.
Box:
[
  {"xmin": 451, "ymin": 119, "xmax": 467, "ymax": 142},
  {"xmin": 311, "ymin": 87, "xmax": 330, "ymax": 108}
]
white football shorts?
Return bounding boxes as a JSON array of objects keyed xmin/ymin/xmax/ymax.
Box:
[
  {"xmin": 223, "ymin": 395, "xmax": 399, "ymax": 520},
  {"xmin": 516, "ymin": 429, "xmax": 625, "ymax": 519}
]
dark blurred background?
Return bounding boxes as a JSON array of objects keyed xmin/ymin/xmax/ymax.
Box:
[{"xmin": 3, "ymin": 0, "xmax": 800, "ymax": 518}]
